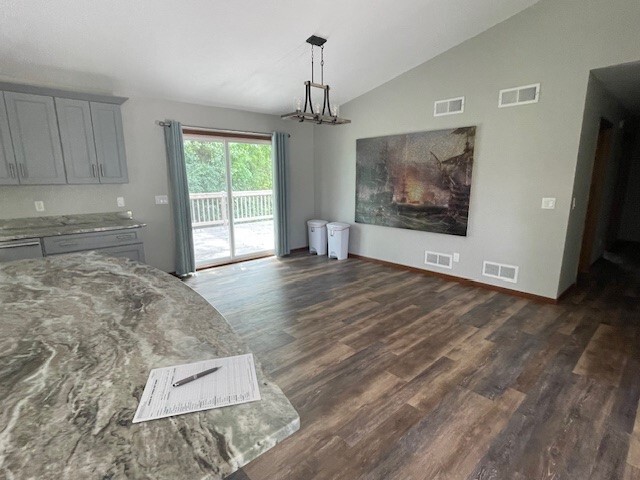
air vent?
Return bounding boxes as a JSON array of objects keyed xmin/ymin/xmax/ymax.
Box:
[
  {"xmin": 498, "ymin": 83, "xmax": 540, "ymax": 108},
  {"xmin": 482, "ymin": 261, "xmax": 519, "ymax": 283},
  {"xmin": 425, "ymin": 250, "xmax": 453, "ymax": 269},
  {"xmin": 434, "ymin": 96, "xmax": 465, "ymax": 117}
]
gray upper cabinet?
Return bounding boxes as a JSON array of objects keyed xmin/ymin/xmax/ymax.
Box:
[
  {"xmin": 0, "ymin": 93, "xmax": 18, "ymax": 185},
  {"xmin": 0, "ymin": 82, "xmax": 129, "ymax": 186},
  {"xmin": 4, "ymin": 92, "xmax": 67, "ymax": 185},
  {"xmin": 91, "ymin": 102, "xmax": 128, "ymax": 184},
  {"xmin": 56, "ymin": 98, "xmax": 99, "ymax": 184}
]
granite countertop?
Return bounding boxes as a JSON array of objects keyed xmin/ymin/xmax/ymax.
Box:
[
  {"xmin": 0, "ymin": 253, "xmax": 299, "ymax": 479},
  {"xmin": 0, "ymin": 212, "xmax": 147, "ymax": 242}
]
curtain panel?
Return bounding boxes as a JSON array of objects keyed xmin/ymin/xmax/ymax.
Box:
[
  {"xmin": 272, "ymin": 132, "xmax": 290, "ymax": 257},
  {"xmin": 163, "ymin": 120, "xmax": 196, "ymax": 276}
]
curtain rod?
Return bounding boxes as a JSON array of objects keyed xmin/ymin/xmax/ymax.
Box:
[{"xmin": 156, "ymin": 121, "xmax": 289, "ymax": 138}]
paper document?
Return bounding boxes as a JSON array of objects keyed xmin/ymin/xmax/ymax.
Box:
[{"xmin": 133, "ymin": 353, "xmax": 261, "ymax": 423}]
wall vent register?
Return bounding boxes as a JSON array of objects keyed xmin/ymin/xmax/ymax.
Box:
[
  {"xmin": 433, "ymin": 96, "xmax": 465, "ymax": 117},
  {"xmin": 424, "ymin": 250, "xmax": 453, "ymax": 269},
  {"xmin": 498, "ymin": 83, "xmax": 540, "ymax": 108},
  {"xmin": 482, "ymin": 261, "xmax": 519, "ymax": 283}
]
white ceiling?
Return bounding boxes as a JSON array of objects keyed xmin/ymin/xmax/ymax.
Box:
[{"xmin": 0, "ymin": 0, "xmax": 540, "ymax": 115}]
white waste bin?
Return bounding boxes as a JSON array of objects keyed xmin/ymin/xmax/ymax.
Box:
[
  {"xmin": 307, "ymin": 219, "xmax": 328, "ymax": 255},
  {"xmin": 327, "ymin": 222, "xmax": 350, "ymax": 260}
]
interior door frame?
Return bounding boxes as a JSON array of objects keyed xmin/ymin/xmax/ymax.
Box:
[{"xmin": 578, "ymin": 117, "xmax": 614, "ymax": 274}]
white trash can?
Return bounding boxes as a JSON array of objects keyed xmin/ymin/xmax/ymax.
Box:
[
  {"xmin": 327, "ymin": 222, "xmax": 350, "ymax": 260},
  {"xmin": 307, "ymin": 219, "xmax": 328, "ymax": 255}
]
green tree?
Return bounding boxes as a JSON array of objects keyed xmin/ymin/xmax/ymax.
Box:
[{"xmin": 184, "ymin": 140, "xmax": 273, "ymax": 193}]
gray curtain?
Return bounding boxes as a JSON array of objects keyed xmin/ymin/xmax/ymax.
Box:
[
  {"xmin": 163, "ymin": 121, "xmax": 195, "ymax": 276},
  {"xmin": 272, "ymin": 132, "xmax": 290, "ymax": 256}
]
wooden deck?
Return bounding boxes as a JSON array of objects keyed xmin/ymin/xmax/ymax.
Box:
[{"xmin": 185, "ymin": 247, "xmax": 640, "ymax": 479}]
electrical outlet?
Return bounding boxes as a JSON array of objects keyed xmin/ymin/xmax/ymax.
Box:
[
  {"xmin": 541, "ymin": 197, "xmax": 556, "ymax": 209},
  {"xmin": 453, "ymin": 253, "xmax": 460, "ymax": 262},
  {"xmin": 117, "ymin": 197, "xmax": 125, "ymax": 207},
  {"xmin": 155, "ymin": 195, "xmax": 169, "ymax": 205},
  {"xmin": 34, "ymin": 201, "xmax": 45, "ymax": 212}
]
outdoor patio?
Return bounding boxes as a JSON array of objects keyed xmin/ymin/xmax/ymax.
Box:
[{"xmin": 193, "ymin": 219, "xmax": 274, "ymax": 265}]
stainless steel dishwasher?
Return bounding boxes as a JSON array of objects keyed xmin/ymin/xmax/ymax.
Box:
[{"xmin": 0, "ymin": 238, "xmax": 43, "ymax": 262}]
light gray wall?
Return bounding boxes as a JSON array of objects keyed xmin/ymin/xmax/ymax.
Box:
[
  {"xmin": 314, "ymin": 0, "xmax": 640, "ymax": 299},
  {"xmin": 0, "ymin": 96, "xmax": 315, "ymax": 272},
  {"xmin": 619, "ymin": 127, "xmax": 640, "ymax": 242}
]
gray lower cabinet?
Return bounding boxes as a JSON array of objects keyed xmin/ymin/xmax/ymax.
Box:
[
  {"xmin": 56, "ymin": 98, "xmax": 99, "ymax": 184},
  {"xmin": 0, "ymin": 239, "xmax": 43, "ymax": 262},
  {"xmin": 4, "ymin": 92, "xmax": 67, "ymax": 185},
  {"xmin": 42, "ymin": 228, "xmax": 145, "ymax": 263},
  {"xmin": 0, "ymin": 93, "xmax": 19, "ymax": 185},
  {"xmin": 91, "ymin": 102, "xmax": 128, "ymax": 184},
  {"xmin": 95, "ymin": 244, "xmax": 145, "ymax": 263}
]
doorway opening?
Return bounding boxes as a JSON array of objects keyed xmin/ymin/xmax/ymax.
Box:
[{"xmin": 183, "ymin": 130, "xmax": 274, "ymax": 269}]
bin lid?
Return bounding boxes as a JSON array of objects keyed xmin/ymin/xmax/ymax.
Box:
[
  {"xmin": 307, "ymin": 219, "xmax": 328, "ymax": 227},
  {"xmin": 327, "ymin": 222, "xmax": 350, "ymax": 231}
]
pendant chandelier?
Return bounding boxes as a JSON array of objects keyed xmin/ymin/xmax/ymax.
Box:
[{"xmin": 281, "ymin": 35, "xmax": 351, "ymax": 125}]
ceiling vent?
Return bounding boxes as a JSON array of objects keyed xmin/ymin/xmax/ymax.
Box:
[
  {"xmin": 482, "ymin": 261, "xmax": 519, "ymax": 283},
  {"xmin": 498, "ymin": 83, "xmax": 540, "ymax": 108},
  {"xmin": 434, "ymin": 96, "xmax": 465, "ymax": 117},
  {"xmin": 425, "ymin": 250, "xmax": 453, "ymax": 269}
]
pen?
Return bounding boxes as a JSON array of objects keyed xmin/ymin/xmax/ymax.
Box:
[{"xmin": 172, "ymin": 366, "xmax": 221, "ymax": 387}]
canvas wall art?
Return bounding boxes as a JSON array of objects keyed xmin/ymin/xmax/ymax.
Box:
[{"xmin": 355, "ymin": 126, "xmax": 476, "ymax": 236}]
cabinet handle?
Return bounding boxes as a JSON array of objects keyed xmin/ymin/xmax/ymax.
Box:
[
  {"xmin": 8, "ymin": 163, "xmax": 16, "ymax": 178},
  {"xmin": 116, "ymin": 234, "xmax": 134, "ymax": 240},
  {"xmin": 19, "ymin": 164, "xmax": 28, "ymax": 178},
  {"xmin": 58, "ymin": 242, "xmax": 79, "ymax": 247},
  {"xmin": 0, "ymin": 241, "xmax": 41, "ymax": 249},
  {"xmin": 99, "ymin": 164, "xmax": 104, "ymax": 177},
  {"xmin": 91, "ymin": 164, "xmax": 96, "ymax": 177}
]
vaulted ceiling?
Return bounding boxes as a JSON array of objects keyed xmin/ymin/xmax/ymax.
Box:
[{"xmin": 0, "ymin": 0, "xmax": 540, "ymax": 114}]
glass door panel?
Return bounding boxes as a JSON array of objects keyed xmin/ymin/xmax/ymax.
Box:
[
  {"xmin": 184, "ymin": 136, "xmax": 231, "ymax": 267},
  {"xmin": 229, "ymin": 140, "xmax": 275, "ymax": 257}
]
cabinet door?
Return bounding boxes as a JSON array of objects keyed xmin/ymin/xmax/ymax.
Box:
[
  {"xmin": 56, "ymin": 98, "xmax": 99, "ymax": 184},
  {"xmin": 0, "ymin": 93, "xmax": 19, "ymax": 185},
  {"xmin": 4, "ymin": 92, "xmax": 66, "ymax": 184},
  {"xmin": 94, "ymin": 244, "xmax": 145, "ymax": 263},
  {"xmin": 90, "ymin": 102, "xmax": 128, "ymax": 183}
]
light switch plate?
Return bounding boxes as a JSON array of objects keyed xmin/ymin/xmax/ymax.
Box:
[
  {"xmin": 155, "ymin": 195, "xmax": 169, "ymax": 205},
  {"xmin": 541, "ymin": 197, "xmax": 556, "ymax": 209},
  {"xmin": 34, "ymin": 201, "xmax": 45, "ymax": 212},
  {"xmin": 117, "ymin": 197, "xmax": 125, "ymax": 207},
  {"xmin": 453, "ymin": 253, "xmax": 460, "ymax": 262}
]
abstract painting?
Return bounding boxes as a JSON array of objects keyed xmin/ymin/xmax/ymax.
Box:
[{"xmin": 355, "ymin": 126, "xmax": 476, "ymax": 236}]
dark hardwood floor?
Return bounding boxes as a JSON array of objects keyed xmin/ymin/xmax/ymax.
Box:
[{"xmin": 185, "ymin": 249, "xmax": 640, "ymax": 480}]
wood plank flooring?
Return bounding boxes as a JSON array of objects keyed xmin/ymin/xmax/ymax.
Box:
[{"xmin": 185, "ymin": 251, "xmax": 640, "ymax": 480}]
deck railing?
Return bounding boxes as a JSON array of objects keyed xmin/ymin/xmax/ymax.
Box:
[{"xmin": 190, "ymin": 190, "xmax": 273, "ymax": 227}]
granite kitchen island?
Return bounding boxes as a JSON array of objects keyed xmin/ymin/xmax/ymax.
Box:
[{"xmin": 0, "ymin": 253, "xmax": 299, "ymax": 479}]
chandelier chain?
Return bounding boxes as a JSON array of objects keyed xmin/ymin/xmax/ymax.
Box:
[{"xmin": 321, "ymin": 45, "xmax": 324, "ymax": 85}]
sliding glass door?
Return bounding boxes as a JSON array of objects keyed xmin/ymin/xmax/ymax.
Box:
[{"xmin": 184, "ymin": 133, "xmax": 274, "ymax": 268}]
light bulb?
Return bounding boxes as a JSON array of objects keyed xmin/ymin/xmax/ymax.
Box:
[
  {"xmin": 294, "ymin": 97, "xmax": 302, "ymax": 112},
  {"xmin": 315, "ymin": 103, "xmax": 321, "ymax": 115},
  {"xmin": 333, "ymin": 104, "xmax": 340, "ymax": 117}
]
